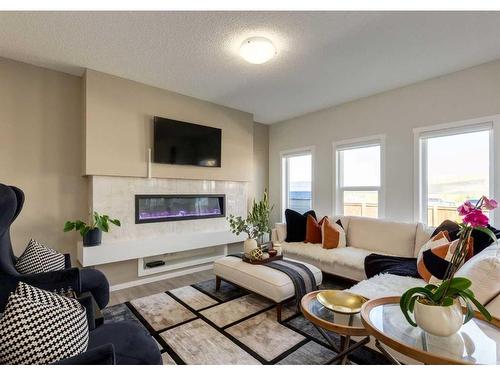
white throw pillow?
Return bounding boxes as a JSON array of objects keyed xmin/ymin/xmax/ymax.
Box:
[
  {"xmin": 15, "ymin": 239, "xmax": 65, "ymax": 274},
  {"xmin": 0, "ymin": 282, "xmax": 89, "ymax": 364},
  {"xmin": 455, "ymin": 247, "xmax": 500, "ymax": 305}
]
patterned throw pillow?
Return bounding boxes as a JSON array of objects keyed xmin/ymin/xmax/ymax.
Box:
[
  {"xmin": 417, "ymin": 230, "xmax": 473, "ymax": 283},
  {"xmin": 321, "ymin": 217, "xmax": 346, "ymax": 249},
  {"xmin": 15, "ymin": 239, "xmax": 65, "ymax": 274},
  {"xmin": 0, "ymin": 282, "xmax": 88, "ymax": 365}
]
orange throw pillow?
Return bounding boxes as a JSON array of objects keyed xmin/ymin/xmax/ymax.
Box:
[
  {"xmin": 321, "ymin": 217, "xmax": 346, "ymax": 249},
  {"xmin": 305, "ymin": 215, "xmax": 326, "ymax": 244}
]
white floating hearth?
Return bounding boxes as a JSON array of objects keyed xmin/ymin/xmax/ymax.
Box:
[{"xmin": 77, "ymin": 230, "xmax": 246, "ymax": 267}]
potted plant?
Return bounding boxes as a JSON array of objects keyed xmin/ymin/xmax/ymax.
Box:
[
  {"xmin": 227, "ymin": 191, "xmax": 273, "ymax": 255},
  {"xmin": 400, "ymin": 196, "xmax": 495, "ymax": 336},
  {"xmin": 64, "ymin": 211, "xmax": 121, "ymax": 247}
]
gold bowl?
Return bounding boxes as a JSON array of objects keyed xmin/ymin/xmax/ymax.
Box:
[{"xmin": 316, "ymin": 290, "xmax": 367, "ymax": 314}]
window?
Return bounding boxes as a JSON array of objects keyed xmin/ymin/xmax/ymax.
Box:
[
  {"xmin": 335, "ymin": 138, "xmax": 384, "ymax": 218},
  {"xmin": 281, "ymin": 149, "xmax": 313, "ymax": 217},
  {"xmin": 416, "ymin": 124, "xmax": 493, "ymax": 226}
]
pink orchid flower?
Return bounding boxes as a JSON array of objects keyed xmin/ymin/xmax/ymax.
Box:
[
  {"xmin": 457, "ymin": 201, "xmax": 475, "ymax": 216},
  {"xmin": 463, "ymin": 209, "xmax": 489, "ymax": 227},
  {"xmin": 482, "ymin": 196, "xmax": 498, "ymax": 210}
]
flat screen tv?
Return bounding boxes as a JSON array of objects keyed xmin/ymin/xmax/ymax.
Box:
[{"xmin": 153, "ymin": 116, "xmax": 222, "ymax": 167}]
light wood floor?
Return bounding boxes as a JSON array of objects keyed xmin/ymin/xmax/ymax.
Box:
[{"xmin": 108, "ymin": 269, "xmax": 214, "ymax": 306}]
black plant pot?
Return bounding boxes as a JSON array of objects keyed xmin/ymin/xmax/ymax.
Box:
[{"xmin": 83, "ymin": 228, "xmax": 102, "ymax": 247}]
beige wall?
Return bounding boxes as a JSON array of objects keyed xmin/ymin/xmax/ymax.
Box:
[
  {"xmin": 0, "ymin": 58, "xmax": 269, "ymax": 286},
  {"xmin": 251, "ymin": 122, "xmax": 269, "ymax": 201},
  {"xmin": 84, "ymin": 70, "xmax": 254, "ymax": 182},
  {"xmin": 0, "ymin": 57, "xmax": 87, "ymax": 259},
  {"xmin": 269, "ymin": 59, "xmax": 500, "ymax": 224}
]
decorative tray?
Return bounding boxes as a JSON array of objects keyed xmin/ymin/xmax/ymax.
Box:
[
  {"xmin": 316, "ymin": 290, "xmax": 368, "ymax": 314},
  {"xmin": 242, "ymin": 254, "xmax": 283, "ymax": 265}
]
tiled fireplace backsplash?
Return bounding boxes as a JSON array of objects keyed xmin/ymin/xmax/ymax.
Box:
[{"xmin": 90, "ymin": 176, "xmax": 248, "ymax": 241}]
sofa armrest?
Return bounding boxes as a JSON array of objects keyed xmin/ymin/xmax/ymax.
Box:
[
  {"xmin": 64, "ymin": 253, "xmax": 72, "ymax": 269},
  {"xmin": 55, "ymin": 344, "xmax": 116, "ymax": 365},
  {"xmin": 19, "ymin": 267, "xmax": 81, "ymax": 294},
  {"xmin": 77, "ymin": 294, "xmax": 96, "ymax": 331},
  {"xmin": 272, "ymin": 223, "xmax": 287, "ymax": 243}
]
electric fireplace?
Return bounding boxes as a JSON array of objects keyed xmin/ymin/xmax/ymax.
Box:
[{"xmin": 135, "ymin": 194, "xmax": 225, "ymax": 224}]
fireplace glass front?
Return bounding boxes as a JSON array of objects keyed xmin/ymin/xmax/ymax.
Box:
[{"xmin": 135, "ymin": 194, "xmax": 225, "ymax": 223}]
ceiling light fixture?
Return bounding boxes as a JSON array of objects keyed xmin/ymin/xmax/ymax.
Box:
[{"xmin": 239, "ymin": 37, "xmax": 277, "ymax": 64}]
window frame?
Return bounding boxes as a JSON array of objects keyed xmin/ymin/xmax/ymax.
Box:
[
  {"xmin": 414, "ymin": 116, "xmax": 499, "ymax": 227},
  {"xmin": 333, "ymin": 135, "xmax": 386, "ymax": 218},
  {"xmin": 280, "ymin": 146, "xmax": 315, "ymax": 222}
]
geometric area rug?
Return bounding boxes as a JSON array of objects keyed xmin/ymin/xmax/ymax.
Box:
[{"xmin": 102, "ymin": 275, "xmax": 390, "ymax": 365}]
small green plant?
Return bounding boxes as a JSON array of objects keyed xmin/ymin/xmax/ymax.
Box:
[
  {"xmin": 64, "ymin": 211, "xmax": 121, "ymax": 237},
  {"xmin": 400, "ymin": 277, "xmax": 492, "ymax": 326},
  {"xmin": 227, "ymin": 191, "xmax": 273, "ymax": 242}
]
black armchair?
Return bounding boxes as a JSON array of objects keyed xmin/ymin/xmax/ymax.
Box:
[
  {"xmin": 0, "ymin": 184, "xmax": 162, "ymax": 365},
  {"xmin": 0, "ymin": 183, "xmax": 109, "ymax": 311}
]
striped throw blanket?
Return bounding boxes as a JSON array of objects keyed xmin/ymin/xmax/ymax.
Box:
[{"xmin": 229, "ymin": 254, "xmax": 317, "ymax": 305}]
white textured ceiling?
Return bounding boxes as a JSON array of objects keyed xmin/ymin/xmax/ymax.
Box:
[{"xmin": 1, "ymin": 11, "xmax": 500, "ymax": 123}]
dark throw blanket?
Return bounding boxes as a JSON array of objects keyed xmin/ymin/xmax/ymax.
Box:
[
  {"xmin": 229, "ymin": 253, "xmax": 317, "ymax": 305},
  {"xmin": 364, "ymin": 253, "xmax": 420, "ymax": 279}
]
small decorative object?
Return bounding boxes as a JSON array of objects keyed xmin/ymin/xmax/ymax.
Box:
[
  {"xmin": 400, "ymin": 196, "xmax": 495, "ymax": 336},
  {"xmin": 64, "ymin": 211, "xmax": 121, "ymax": 247},
  {"xmin": 249, "ymin": 247, "xmax": 263, "ymax": 261},
  {"xmin": 261, "ymin": 253, "xmax": 270, "ymax": 260},
  {"xmin": 268, "ymin": 248, "xmax": 277, "ymax": 257},
  {"xmin": 317, "ymin": 290, "xmax": 367, "ymax": 314},
  {"xmin": 228, "ymin": 190, "xmax": 274, "ymax": 253},
  {"xmin": 243, "ymin": 238, "xmax": 258, "ymax": 255},
  {"xmin": 273, "ymin": 242, "xmax": 282, "ymax": 256}
]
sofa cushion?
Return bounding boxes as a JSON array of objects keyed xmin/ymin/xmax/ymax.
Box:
[
  {"xmin": 455, "ymin": 246, "xmax": 500, "ymax": 305},
  {"xmin": 319, "ymin": 247, "xmax": 376, "ymax": 271},
  {"xmin": 321, "ymin": 218, "xmax": 346, "ymax": 249},
  {"xmin": 414, "ymin": 222, "xmax": 432, "ymax": 257},
  {"xmin": 281, "ymin": 242, "xmax": 326, "ymax": 262},
  {"xmin": 0, "ymin": 283, "xmax": 88, "ymax": 364},
  {"xmin": 346, "ymin": 216, "xmax": 417, "ymax": 257},
  {"xmin": 432, "ymin": 219, "xmax": 500, "ymax": 255},
  {"xmin": 15, "ymin": 239, "xmax": 65, "ymax": 274},
  {"xmin": 485, "ymin": 293, "xmax": 500, "ymax": 319},
  {"xmin": 305, "ymin": 215, "xmax": 326, "ymax": 244},
  {"xmin": 273, "ymin": 223, "xmax": 287, "ymax": 243},
  {"xmin": 285, "ymin": 209, "xmax": 316, "ymax": 242}
]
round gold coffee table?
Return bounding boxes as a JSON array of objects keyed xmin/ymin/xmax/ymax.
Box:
[
  {"xmin": 300, "ymin": 290, "xmax": 371, "ymax": 365},
  {"xmin": 361, "ymin": 296, "xmax": 500, "ymax": 365}
]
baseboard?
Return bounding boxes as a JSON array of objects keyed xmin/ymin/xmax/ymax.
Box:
[{"xmin": 109, "ymin": 263, "xmax": 214, "ymax": 291}]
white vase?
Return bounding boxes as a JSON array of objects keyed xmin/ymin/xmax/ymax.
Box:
[
  {"xmin": 413, "ymin": 298, "xmax": 464, "ymax": 337},
  {"xmin": 243, "ymin": 238, "xmax": 258, "ymax": 255}
]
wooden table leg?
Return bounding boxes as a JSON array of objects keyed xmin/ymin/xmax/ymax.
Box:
[
  {"xmin": 277, "ymin": 302, "xmax": 282, "ymax": 322},
  {"xmin": 215, "ymin": 276, "xmax": 221, "ymax": 291}
]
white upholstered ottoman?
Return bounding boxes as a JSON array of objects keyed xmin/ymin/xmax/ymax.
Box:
[{"xmin": 213, "ymin": 256, "xmax": 323, "ymax": 321}]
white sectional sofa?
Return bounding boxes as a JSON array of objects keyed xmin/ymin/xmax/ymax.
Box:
[{"xmin": 272, "ymin": 215, "xmax": 500, "ymax": 318}]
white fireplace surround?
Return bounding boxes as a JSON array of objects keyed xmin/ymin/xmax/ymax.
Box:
[
  {"xmin": 90, "ymin": 176, "xmax": 248, "ymax": 241},
  {"xmin": 77, "ymin": 176, "xmax": 249, "ymax": 279}
]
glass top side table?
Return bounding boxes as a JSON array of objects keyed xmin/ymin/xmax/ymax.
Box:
[
  {"xmin": 301, "ymin": 290, "xmax": 371, "ymax": 365},
  {"xmin": 360, "ymin": 296, "xmax": 500, "ymax": 365}
]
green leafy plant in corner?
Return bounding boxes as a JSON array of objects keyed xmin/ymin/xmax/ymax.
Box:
[{"xmin": 64, "ymin": 211, "xmax": 121, "ymax": 237}]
